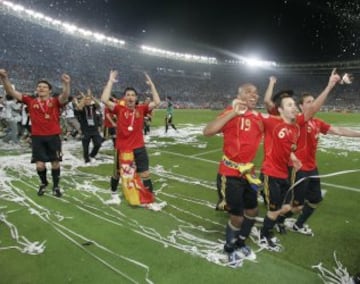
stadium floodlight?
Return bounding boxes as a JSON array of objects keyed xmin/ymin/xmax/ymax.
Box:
[
  {"xmin": 106, "ymin": 37, "xmax": 115, "ymax": 42},
  {"xmin": 78, "ymin": 28, "xmax": 92, "ymax": 36},
  {"xmin": 62, "ymin": 23, "xmax": 78, "ymax": 33},
  {"xmin": 32, "ymin": 12, "xmax": 45, "ymax": 20},
  {"xmin": 0, "ymin": 0, "xmax": 126, "ymax": 48},
  {"xmin": 244, "ymin": 57, "xmax": 264, "ymax": 67},
  {"xmin": 93, "ymin": 33, "xmax": 105, "ymax": 41},
  {"xmin": 10, "ymin": 4, "xmax": 24, "ymax": 12},
  {"xmin": 223, "ymin": 52, "xmax": 277, "ymax": 67},
  {"xmin": 51, "ymin": 19, "xmax": 62, "ymax": 26},
  {"xmin": 2, "ymin": 0, "xmax": 219, "ymax": 64},
  {"xmin": 226, "ymin": 55, "xmax": 277, "ymax": 68},
  {"xmin": 43, "ymin": 16, "xmax": 53, "ymax": 22},
  {"xmin": 141, "ymin": 44, "xmax": 217, "ymax": 64}
]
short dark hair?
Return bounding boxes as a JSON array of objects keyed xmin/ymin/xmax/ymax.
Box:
[
  {"xmin": 123, "ymin": 87, "xmax": 138, "ymax": 96},
  {"xmin": 5, "ymin": 94, "xmax": 14, "ymax": 100},
  {"xmin": 37, "ymin": 79, "xmax": 52, "ymax": 90},
  {"xmin": 298, "ymin": 92, "xmax": 312, "ymax": 105},
  {"xmin": 272, "ymin": 90, "xmax": 294, "ymax": 108}
]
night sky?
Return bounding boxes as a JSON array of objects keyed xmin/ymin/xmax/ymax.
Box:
[{"xmin": 8, "ymin": 0, "xmax": 360, "ymax": 63}]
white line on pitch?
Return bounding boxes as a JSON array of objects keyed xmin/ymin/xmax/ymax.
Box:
[
  {"xmin": 321, "ymin": 182, "xmax": 360, "ymax": 193},
  {"xmin": 192, "ymin": 148, "xmax": 221, "ymax": 157},
  {"xmin": 153, "ymin": 149, "xmax": 360, "ymax": 193},
  {"xmin": 153, "ymin": 150, "xmax": 218, "ymax": 164}
]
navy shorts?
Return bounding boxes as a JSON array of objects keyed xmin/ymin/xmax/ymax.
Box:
[
  {"xmin": 263, "ymin": 175, "xmax": 292, "ymax": 211},
  {"xmin": 290, "ymin": 167, "xmax": 322, "ymax": 205},
  {"xmin": 31, "ymin": 135, "xmax": 62, "ymax": 163},
  {"xmin": 216, "ymin": 174, "xmax": 258, "ymax": 216}
]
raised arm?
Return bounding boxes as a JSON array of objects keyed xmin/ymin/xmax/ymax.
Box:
[
  {"xmin": 144, "ymin": 73, "xmax": 160, "ymax": 109},
  {"xmin": 106, "ymin": 112, "xmax": 117, "ymax": 127},
  {"xmin": 88, "ymin": 89, "xmax": 101, "ymax": 108},
  {"xmin": 75, "ymin": 92, "xmax": 86, "ymax": 111},
  {"xmin": 58, "ymin": 73, "xmax": 71, "ymax": 104},
  {"xmin": 264, "ymin": 76, "xmax": 277, "ymax": 112},
  {"xmin": 203, "ymin": 99, "xmax": 247, "ymax": 136},
  {"xmin": 0, "ymin": 69, "xmax": 23, "ymax": 101},
  {"xmin": 101, "ymin": 70, "xmax": 117, "ymax": 111},
  {"xmin": 327, "ymin": 126, "xmax": 360, "ymax": 137},
  {"xmin": 303, "ymin": 68, "xmax": 341, "ymax": 121}
]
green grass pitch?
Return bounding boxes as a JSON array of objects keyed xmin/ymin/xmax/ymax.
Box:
[{"xmin": 0, "ymin": 109, "xmax": 359, "ymax": 283}]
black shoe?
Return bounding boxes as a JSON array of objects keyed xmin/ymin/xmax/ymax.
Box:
[
  {"xmin": 37, "ymin": 183, "xmax": 48, "ymax": 196},
  {"xmin": 53, "ymin": 187, "xmax": 62, "ymax": 197},
  {"xmin": 259, "ymin": 234, "xmax": 282, "ymax": 252},
  {"xmin": 71, "ymin": 130, "xmax": 78, "ymax": 138},
  {"xmin": 353, "ymin": 272, "xmax": 360, "ymax": 284},
  {"xmin": 275, "ymin": 223, "xmax": 287, "ymax": 235}
]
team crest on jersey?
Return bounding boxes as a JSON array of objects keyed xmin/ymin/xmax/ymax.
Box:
[{"xmin": 307, "ymin": 120, "xmax": 316, "ymax": 133}]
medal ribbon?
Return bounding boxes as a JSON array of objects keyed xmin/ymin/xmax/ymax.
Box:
[
  {"xmin": 85, "ymin": 105, "xmax": 94, "ymax": 120},
  {"xmin": 128, "ymin": 109, "xmax": 136, "ymax": 130},
  {"xmin": 37, "ymin": 98, "xmax": 50, "ymax": 117}
]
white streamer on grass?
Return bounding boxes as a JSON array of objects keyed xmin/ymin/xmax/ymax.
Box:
[
  {"xmin": 151, "ymin": 164, "xmax": 216, "ymax": 190},
  {"xmin": 69, "ymin": 195, "xmax": 238, "ymax": 267},
  {"xmin": 288, "ymin": 169, "xmax": 360, "ymax": 191},
  {"xmin": 0, "ymin": 213, "xmax": 46, "ymax": 255},
  {"xmin": 1, "ymin": 124, "xmax": 359, "ymax": 275},
  {"xmin": 0, "ymin": 145, "xmax": 158, "ymax": 282},
  {"xmin": 312, "ymin": 252, "xmax": 354, "ymax": 284},
  {"xmin": 93, "ymin": 172, "xmax": 233, "ymax": 267}
]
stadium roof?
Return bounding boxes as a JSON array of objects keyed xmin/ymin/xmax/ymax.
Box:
[{"xmin": 3, "ymin": 0, "xmax": 360, "ymax": 64}]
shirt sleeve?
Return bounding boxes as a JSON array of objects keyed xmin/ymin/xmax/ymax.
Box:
[{"xmin": 318, "ymin": 118, "xmax": 331, "ymax": 135}]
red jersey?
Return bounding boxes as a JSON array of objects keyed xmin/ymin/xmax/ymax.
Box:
[
  {"xmin": 103, "ymin": 106, "xmax": 116, "ymax": 128},
  {"xmin": 144, "ymin": 107, "xmax": 153, "ymax": 118},
  {"xmin": 218, "ymin": 107, "xmax": 264, "ymax": 176},
  {"xmin": 261, "ymin": 114, "xmax": 304, "ymax": 179},
  {"xmin": 295, "ymin": 118, "xmax": 330, "ymax": 171},
  {"xmin": 113, "ymin": 102, "xmax": 149, "ymax": 151},
  {"xmin": 22, "ymin": 95, "xmax": 63, "ymax": 136},
  {"xmin": 268, "ymin": 105, "xmax": 279, "ymax": 115}
]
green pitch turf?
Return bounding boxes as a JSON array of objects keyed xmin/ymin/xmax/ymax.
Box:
[{"xmin": 0, "ymin": 109, "xmax": 359, "ymax": 283}]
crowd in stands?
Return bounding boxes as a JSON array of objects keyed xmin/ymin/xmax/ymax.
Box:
[{"xmin": 1, "ymin": 9, "xmax": 360, "ymax": 113}]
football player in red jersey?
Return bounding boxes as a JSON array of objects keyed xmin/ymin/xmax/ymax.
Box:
[
  {"xmin": 286, "ymin": 92, "xmax": 360, "ymax": 236},
  {"xmin": 258, "ymin": 69, "xmax": 341, "ymax": 251},
  {"xmin": 203, "ymin": 83, "xmax": 262, "ymax": 266},
  {"xmin": 0, "ymin": 69, "xmax": 70, "ymax": 197},
  {"xmin": 101, "ymin": 70, "xmax": 160, "ymax": 205},
  {"xmin": 103, "ymin": 96, "xmax": 117, "ymax": 147},
  {"xmin": 143, "ymin": 97, "xmax": 153, "ymax": 135}
]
